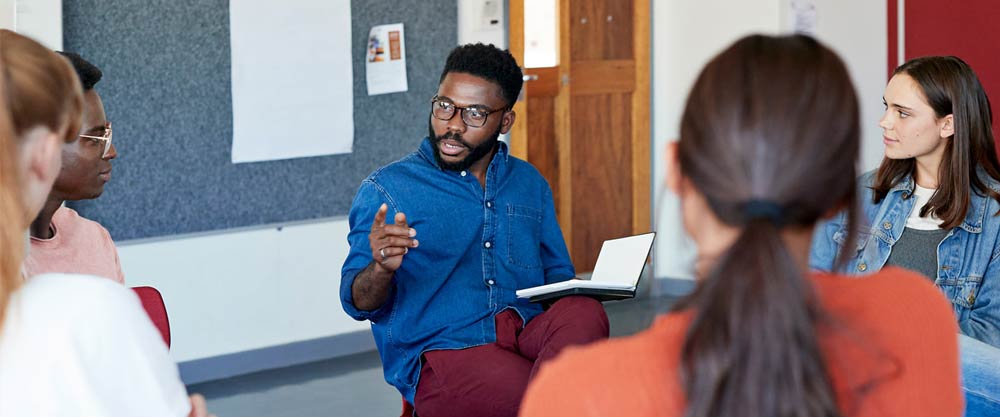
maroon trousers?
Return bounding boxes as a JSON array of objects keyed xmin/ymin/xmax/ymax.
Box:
[{"xmin": 413, "ymin": 296, "xmax": 609, "ymax": 417}]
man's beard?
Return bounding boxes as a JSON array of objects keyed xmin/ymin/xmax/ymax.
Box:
[{"xmin": 428, "ymin": 120, "xmax": 502, "ymax": 172}]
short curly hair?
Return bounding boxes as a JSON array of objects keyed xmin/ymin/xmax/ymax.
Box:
[
  {"xmin": 56, "ymin": 51, "xmax": 103, "ymax": 91},
  {"xmin": 439, "ymin": 43, "xmax": 522, "ymax": 107}
]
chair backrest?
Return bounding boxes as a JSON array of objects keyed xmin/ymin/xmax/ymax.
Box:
[
  {"xmin": 401, "ymin": 398, "xmax": 414, "ymax": 417},
  {"xmin": 131, "ymin": 286, "xmax": 171, "ymax": 348}
]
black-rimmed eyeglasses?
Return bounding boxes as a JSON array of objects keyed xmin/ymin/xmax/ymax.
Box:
[{"xmin": 430, "ymin": 95, "xmax": 508, "ymax": 128}]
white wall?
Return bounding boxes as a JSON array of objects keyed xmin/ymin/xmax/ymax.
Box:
[
  {"xmin": 651, "ymin": 0, "xmax": 783, "ymax": 281},
  {"xmin": 12, "ymin": 0, "xmax": 60, "ymax": 49},
  {"xmin": 15, "ymin": 0, "xmax": 60, "ymax": 50},
  {"xmin": 119, "ymin": 219, "xmax": 368, "ymax": 363},
  {"xmin": 0, "ymin": 0, "xmax": 61, "ymax": 50},
  {"xmin": 0, "ymin": 0, "xmax": 14, "ymax": 30},
  {"xmin": 791, "ymin": 0, "xmax": 887, "ymax": 172},
  {"xmin": 652, "ymin": 0, "xmax": 887, "ymax": 281}
]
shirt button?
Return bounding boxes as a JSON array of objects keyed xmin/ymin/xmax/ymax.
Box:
[
  {"xmin": 486, "ymin": 201, "xmax": 493, "ymax": 208},
  {"xmin": 461, "ymin": 171, "xmax": 468, "ymax": 177},
  {"xmin": 857, "ymin": 262, "xmax": 867, "ymax": 272},
  {"xmin": 882, "ymin": 222, "xmax": 892, "ymax": 230},
  {"xmin": 484, "ymin": 241, "xmax": 492, "ymax": 248},
  {"xmin": 487, "ymin": 279, "xmax": 495, "ymax": 285},
  {"xmin": 968, "ymin": 294, "xmax": 977, "ymax": 304}
]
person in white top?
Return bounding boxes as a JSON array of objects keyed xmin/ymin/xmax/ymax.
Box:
[
  {"xmin": 0, "ymin": 275, "xmax": 192, "ymax": 416},
  {"xmin": 0, "ymin": 29, "xmax": 212, "ymax": 417}
]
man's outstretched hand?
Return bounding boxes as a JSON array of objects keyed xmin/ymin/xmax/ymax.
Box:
[{"xmin": 368, "ymin": 203, "xmax": 418, "ymax": 274}]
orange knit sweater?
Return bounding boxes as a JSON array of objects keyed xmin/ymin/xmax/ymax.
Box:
[{"xmin": 521, "ymin": 267, "xmax": 962, "ymax": 417}]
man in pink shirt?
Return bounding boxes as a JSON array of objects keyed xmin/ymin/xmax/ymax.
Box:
[{"xmin": 24, "ymin": 52, "xmax": 124, "ymax": 284}]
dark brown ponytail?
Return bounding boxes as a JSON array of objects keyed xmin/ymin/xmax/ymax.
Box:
[{"xmin": 674, "ymin": 34, "xmax": 861, "ymax": 417}]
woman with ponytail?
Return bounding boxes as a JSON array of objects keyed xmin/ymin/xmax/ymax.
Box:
[
  {"xmin": 0, "ymin": 30, "xmax": 211, "ymax": 416},
  {"xmin": 520, "ymin": 34, "xmax": 962, "ymax": 417}
]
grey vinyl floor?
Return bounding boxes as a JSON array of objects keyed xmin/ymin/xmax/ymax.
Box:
[{"xmin": 188, "ymin": 294, "xmax": 678, "ymax": 417}]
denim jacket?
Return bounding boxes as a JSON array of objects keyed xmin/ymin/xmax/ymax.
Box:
[
  {"xmin": 810, "ymin": 170, "xmax": 1000, "ymax": 348},
  {"xmin": 340, "ymin": 138, "xmax": 575, "ymax": 404}
]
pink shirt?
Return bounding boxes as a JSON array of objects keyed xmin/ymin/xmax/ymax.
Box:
[{"xmin": 23, "ymin": 206, "xmax": 126, "ymax": 284}]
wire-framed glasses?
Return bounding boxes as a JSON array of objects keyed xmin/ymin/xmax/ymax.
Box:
[{"xmin": 78, "ymin": 121, "xmax": 113, "ymax": 158}]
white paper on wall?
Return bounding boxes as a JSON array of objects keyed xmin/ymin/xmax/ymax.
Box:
[
  {"xmin": 230, "ymin": 0, "xmax": 353, "ymax": 163},
  {"xmin": 787, "ymin": 0, "xmax": 818, "ymax": 35},
  {"xmin": 365, "ymin": 23, "xmax": 408, "ymax": 96}
]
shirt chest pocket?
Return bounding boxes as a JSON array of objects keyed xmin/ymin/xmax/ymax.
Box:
[
  {"xmin": 506, "ymin": 204, "xmax": 543, "ymax": 270},
  {"xmin": 940, "ymin": 275, "xmax": 983, "ymax": 309}
]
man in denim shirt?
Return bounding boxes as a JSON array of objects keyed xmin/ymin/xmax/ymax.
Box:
[{"xmin": 340, "ymin": 44, "xmax": 609, "ymax": 417}]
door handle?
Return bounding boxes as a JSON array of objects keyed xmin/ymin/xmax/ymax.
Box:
[{"xmin": 522, "ymin": 74, "xmax": 539, "ymax": 82}]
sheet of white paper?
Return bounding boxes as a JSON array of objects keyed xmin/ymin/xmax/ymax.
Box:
[
  {"xmin": 590, "ymin": 233, "xmax": 656, "ymax": 286},
  {"xmin": 787, "ymin": 0, "xmax": 818, "ymax": 35},
  {"xmin": 230, "ymin": 0, "xmax": 353, "ymax": 163},
  {"xmin": 366, "ymin": 23, "xmax": 409, "ymax": 95},
  {"xmin": 515, "ymin": 233, "xmax": 655, "ymax": 299}
]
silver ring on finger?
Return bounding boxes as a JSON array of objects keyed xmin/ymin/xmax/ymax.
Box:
[{"xmin": 380, "ymin": 247, "xmax": 387, "ymax": 263}]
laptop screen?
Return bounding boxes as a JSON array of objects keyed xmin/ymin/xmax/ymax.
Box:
[{"xmin": 589, "ymin": 232, "xmax": 656, "ymax": 286}]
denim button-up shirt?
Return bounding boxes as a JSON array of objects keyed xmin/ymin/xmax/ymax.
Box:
[
  {"xmin": 811, "ymin": 170, "xmax": 1000, "ymax": 348},
  {"xmin": 340, "ymin": 138, "xmax": 575, "ymax": 403}
]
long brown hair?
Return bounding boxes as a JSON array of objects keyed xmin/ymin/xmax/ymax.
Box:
[
  {"xmin": 873, "ymin": 56, "xmax": 1000, "ymax": 228},
  {"xmin": 0, "ymin": 29, "xmax": 82, "ymax": 330},
  {"xmin": 674, "ymin": 34, "xmax": 860, "ymax": 417}
]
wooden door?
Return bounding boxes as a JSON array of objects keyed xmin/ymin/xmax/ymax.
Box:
[{"xmin": 510, "ymin": 0, "xmax": 650, "ymax": 273}]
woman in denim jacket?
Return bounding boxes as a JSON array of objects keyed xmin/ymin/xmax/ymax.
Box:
[{"xmin": 810, "ymin": 56, "xmax": 999, "ymax": 416}]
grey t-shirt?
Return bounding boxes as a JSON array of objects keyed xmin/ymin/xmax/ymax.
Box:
[{"xmin": 885, "ymin": 227, "xmax": 951, "ymax": 281}]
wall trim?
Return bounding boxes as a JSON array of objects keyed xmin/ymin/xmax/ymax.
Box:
[
  {"xmin": 119, "ymin": 215, "xmax": 349, "ymax": 246},
  {"xmin": 179, "ymin": 328, "xmax": 375, "ymax": 385}
]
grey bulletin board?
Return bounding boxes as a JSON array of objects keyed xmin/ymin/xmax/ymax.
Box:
[{"xmin": 63, "ymin": 0, "xmax": 456, "ymax": 241}]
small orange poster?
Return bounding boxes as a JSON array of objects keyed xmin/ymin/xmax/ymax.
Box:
[{"xmin": 389, "ymin": 31, "xmax": 401, "ymax": 60}]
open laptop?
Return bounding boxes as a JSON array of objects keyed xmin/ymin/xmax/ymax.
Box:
[{"xmin": 516, "ymin": 232, "xmax": 656, "ymax": 303}]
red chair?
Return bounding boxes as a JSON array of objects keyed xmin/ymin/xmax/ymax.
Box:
[
  {"xmin": 401, "ymin": 398, "xmax": 414, "ymax": 417},
  {"xmin": 132, "ymin": 286, "xmax": 171, "ymax": 348}
]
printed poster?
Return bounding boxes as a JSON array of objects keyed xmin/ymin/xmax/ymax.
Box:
[{"xmin": 366, "ymin": 23, "xmax": 408, "ymax": 95}]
